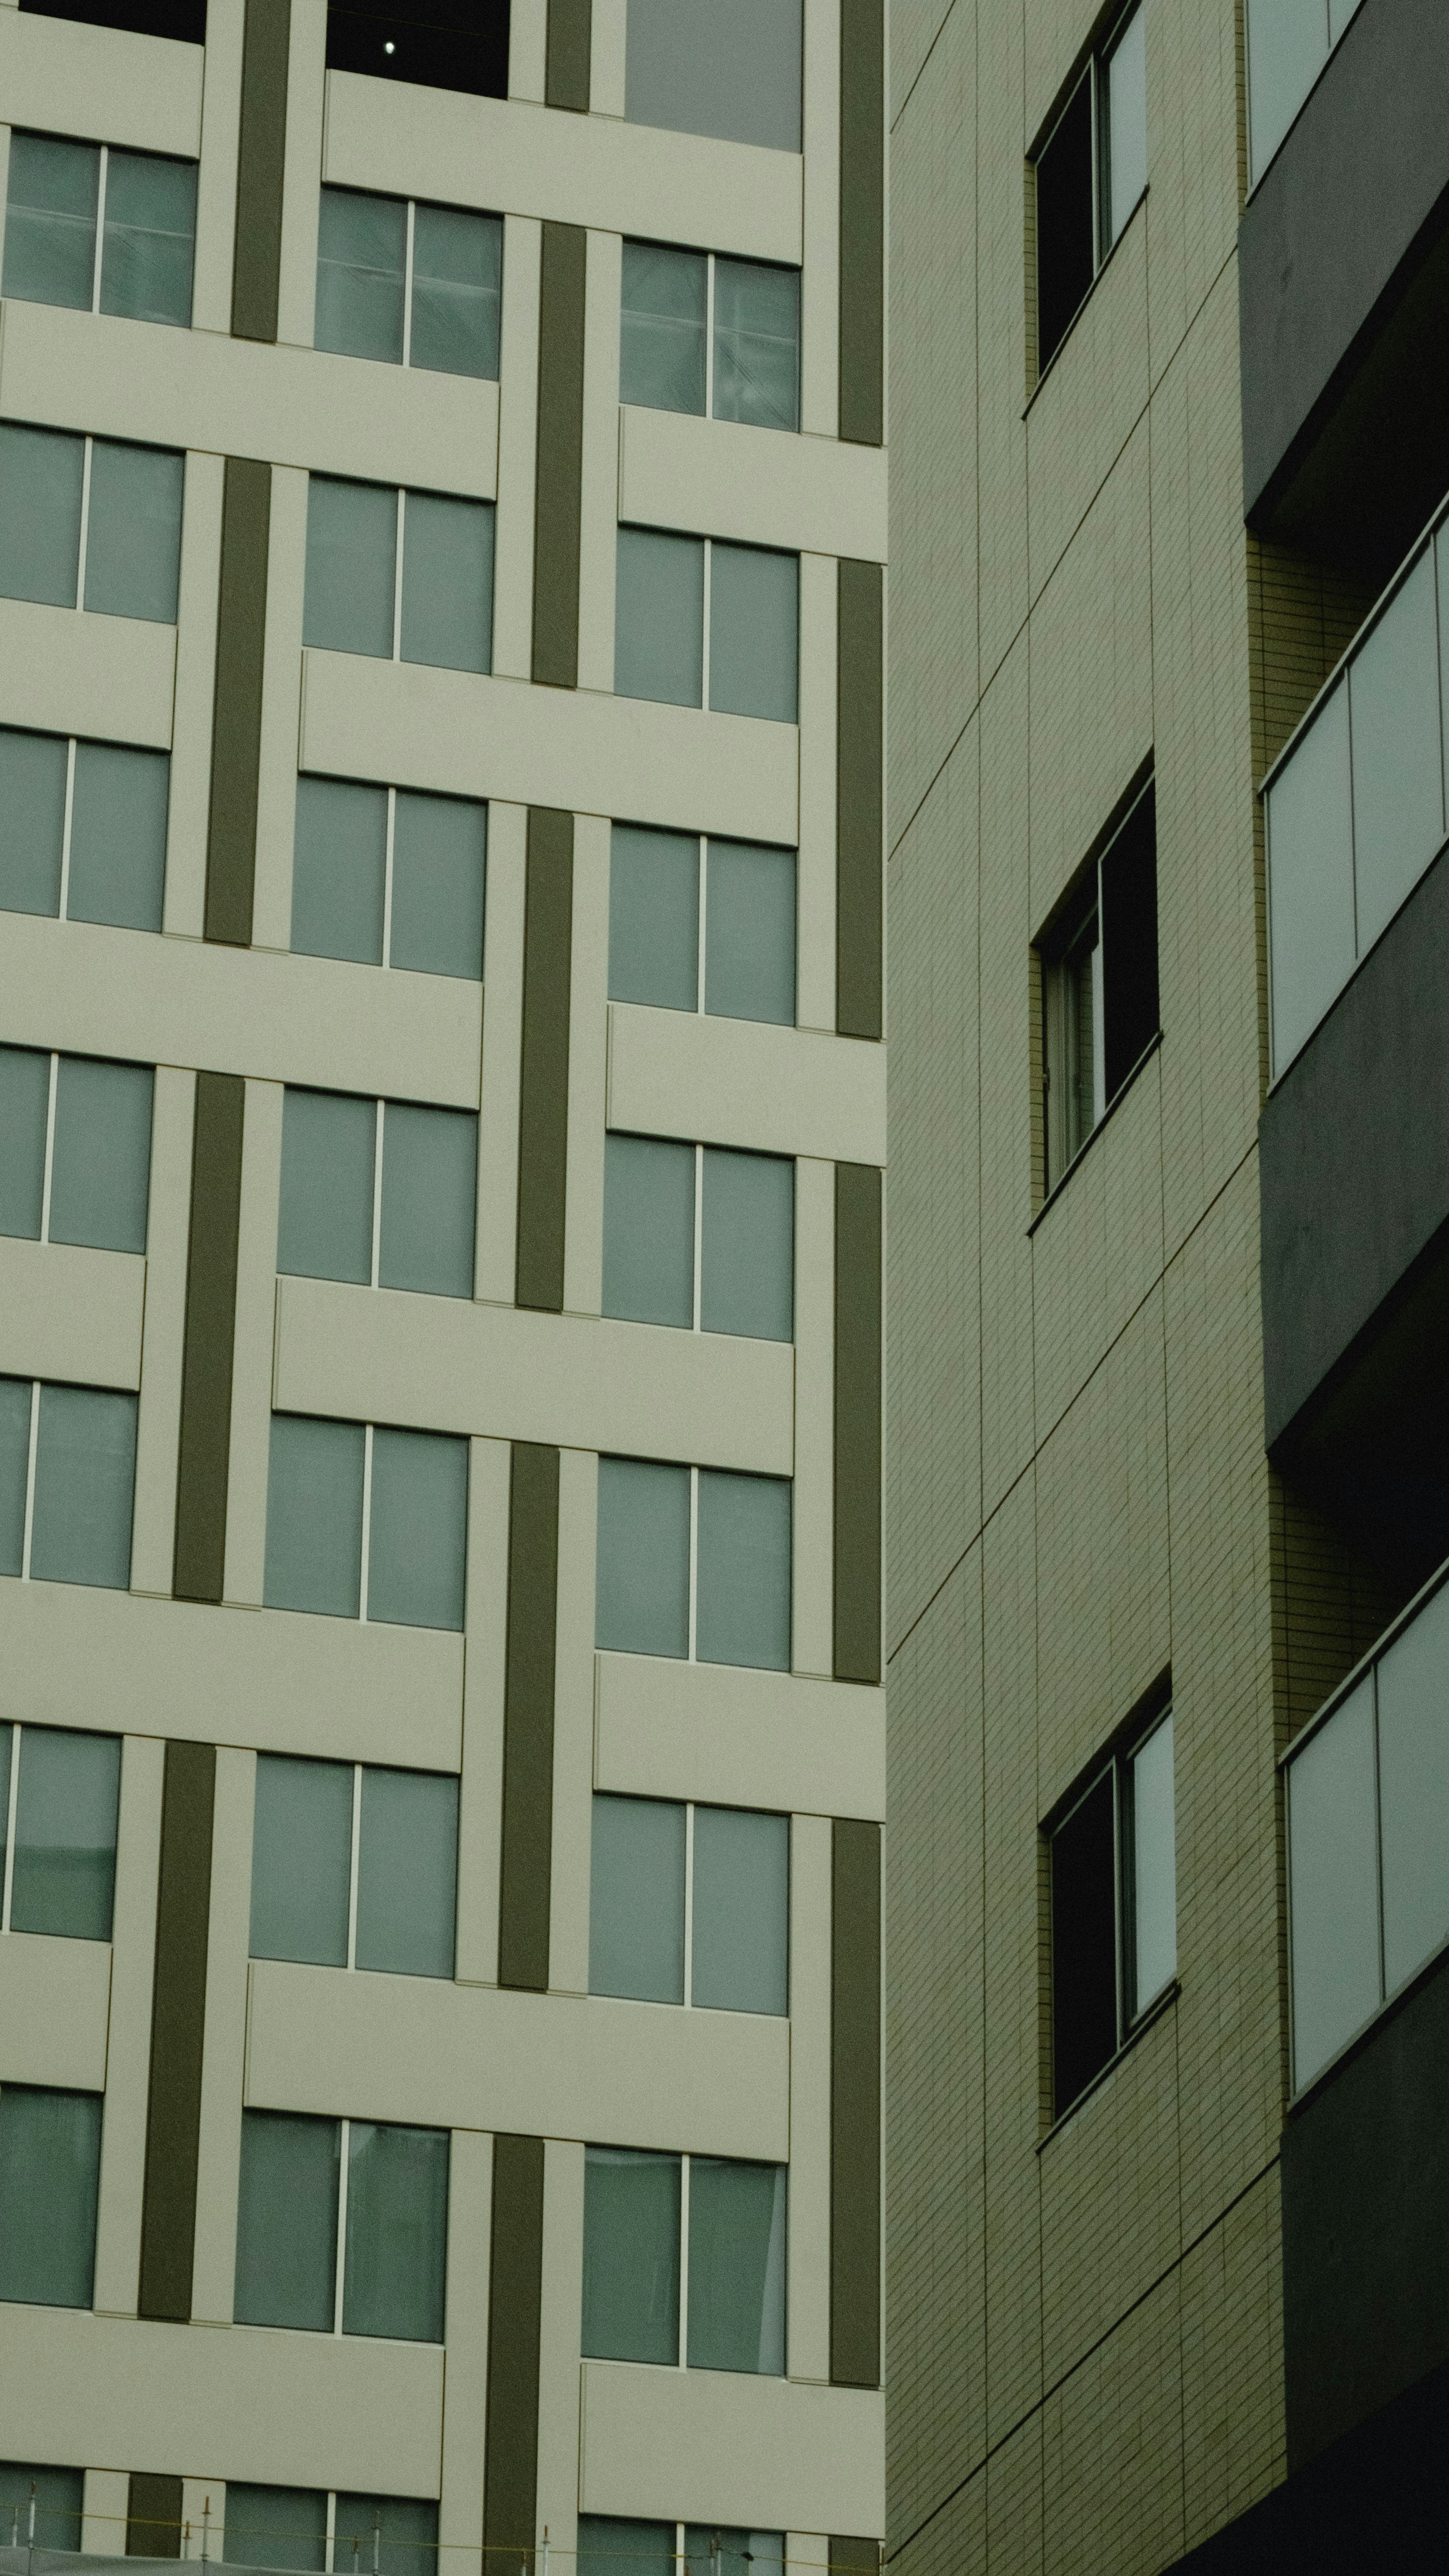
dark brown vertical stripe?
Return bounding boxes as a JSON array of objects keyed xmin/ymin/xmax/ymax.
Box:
[
  {"xmin": 545, "ymin": 0, "xmax": 592, "ymax": 109},
  {"xmin": 531, "ymin": 223, "xmax": 588, "ymax": 689},
  {"xmin": 515, "ymin": 809, "xmax": 574, "ymax": 1311},
  {"xmin": 483, "ymin": 2132, "xmax": 545, "ymax": 2570},
  {"xmin": 138, "ymin": 1740, "xmax": 216, "ymax": 2325},
  {"xmin": 838, "ymin": 0, "xmax": 884, "ymax": 445},
  {"xmin": 231, "ymin": 0, "xmax": 291, "ymax": 343},
  {"xmin": 837, "ymin": 557, "xmax": 884, "ymax": 1041},
  {"xmin": 172, "ymin": 1073, "xmax": 246, "ymax": 1606},
  {"xmin": 204, "ymin": 455, "xmax": 271, "ymax": 949},
  {"xmin": 829, "ymin": 2545, "xmax": 880, "ymax": 2576},
  {"xmin": 127, "ymin": 2474, "xmax": 183, "ymax": 2559},
  {"xmin": 834, "ymin": 1162, "xmax": 883, "ymax": 1684},
  {"xmin": 830, "ymin": 1815, "xmax": 881, "ymax": 2388},
  {"xmin": 498, "ymin": 1443, "xmax": 560, "ymax": 1992}
]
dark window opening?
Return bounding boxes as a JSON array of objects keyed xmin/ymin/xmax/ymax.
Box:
[
  {"xmin": 1048, "ymin": 1704, "xmax": 1176, "ymax": 2122},
  {"xmin": 18, "ymin": 0, "xmax": 206, "ymax": 35},
  {"xmin": 325, "ymin": 1, "xmax": 511, "ymax": 98},
  {"xmin": 1034, "ymin": 73, "xmax": 1093, "ymax": 377},
  {"xmin": 1038, "ymin": 778, "xmax": 1158, "ymax": 1194}
]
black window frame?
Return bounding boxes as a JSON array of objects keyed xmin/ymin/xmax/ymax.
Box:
[
  {"xmin": 1046, "ymin": 1689, "xmax": 1175, "ymax": 2125},
  {"xmin": 1030, "ymin": 0, "xmax": 1147, "ymax": 380},
  {"xmin": 1036, "ymin": 774, "xmax": 1159, "ymax": 1200}
]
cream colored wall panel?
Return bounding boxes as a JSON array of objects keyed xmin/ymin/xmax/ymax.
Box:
[
  {"xmin": 791, "ymin": 1159, "xmax": 835, "ymax": 1681},
  {"xmin": 454, "ymin": 1439, "xmax": 510, "ymax": 1985},
  {"xmin": 245, "ymin": 1960, "xmax": 789, "ymax": 2162},
  {"xmin": 594, "ymin": 1655, "xmax": 886, "ymax": 1822},
  {"xmin": 249, "ymin": 466, "xmax": 308, "ymax": 955},
  {"xmin": 131, "ymin": 1068, "xmax": 195, "ymax": 1595},
  {"xmin": 83, "ymin": 2471, "xmax": 129, "ymax": 2558},
  {"xmin": 190, "ymin": 0, "xmax": 243, "ymax": 334},
  {"xmin": 0, "ymin": 595, "xmax": 174, "ymax": 749},
  {"xmin": 607, "ymin": 1006, "xmax": 886, "ymax": 1165},
  {"xmin": 438, "ymin": 2129, "xmax": 492, "ymax": 2563},
  {"xmin": 272, "ymin": 1278, "xmax": 794, "ymax": 1474},
  {"xmin": 166, "ymin": 448, "xmax": 224, "ymax": 941},
  {"xmin": 223, "ymin": 1080, "xmax": 281, "ymax": 1610},
  {"xmin": 563, "ymin": 812, "xmax": 609, "ymax": 1316},
  {"xmin": 475, "ymin": 801, "xmax": 525, "ymax": 1304},
  {"xmin": 299, "ymin": 652, "xmax": 799, "ymax": 847},
  {"xmin": 508, "ymin": 0, "xmax": 547, "ymax": 102},
  {"xmin": 786, "ymin": 1816, "xmax": 833, "ymax": 2384},
  {"xmin": 0, "ymin": 2307, "xmax": 443, "ymax": 2495},
  {"xmin": 578, "ymin": 2365, "xmax": 886, "ymax": 2534},
  {"xmin": 0, "ymin": 1585, "xmax": 463, "ymax": 1770},
  {"xmin": 0, "ymin": 916, "xmax": 484, "ymax": 1107},
  {"xmin": 578, "ymin": 231, "xmax": 622, "ymax": 695},
  {"xmin": 796, "ymin": 552, "xmax": 839, "ymax": 1035},
  {"xmin": 536, "ymin": 2140, "xmax": 585, "ymax": 2568},
  {"xmin": 276, "ymin": 0, "xmax": 327, "ymax": 349},
  {"xmin": 0, "ymin": 7, "xmax": 202, "ymax": 154},
  {"xmin": 190, "ymin": 1747, "xmax": 254, "ymax": 2327},
  {"xmin": 323, "ymin": 76, "xmax": 803, "ymax": 265},
  {"xmin": 549, "ymin": 1444, "xmax": 597, "ymax": 1997},
  {"xmin": 800, "ymin": 0, "xmax": 842, "ymax": 437},
  {"xmin": 618, "ymin": 411, "xmax": 886, "ymax": 562},
  {"xmin": 0, "ymin": 1238, "xmax": 143, "ymax": 1393},
  {"xmin": 491, "ymin": 216, "xmax": 540, "ymax": 684},
  {"xmin": 590, "ymin": 0, "xmax": 627, "ymax": 114},
  {"xmin": 91, "ymin": 1732, "xmax": 163, "ymax": 2318},
  {"xmin": 0, "ymin": 1931, "xmax": 110, "ymax": 2090}
]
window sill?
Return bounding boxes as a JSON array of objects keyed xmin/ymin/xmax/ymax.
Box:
[
  {"xmin": 1028, "ymin": 1027, "xmax": 1161, "ymax": 1234},
  {"xmin": 1023, "ymin": 185, "xmax": 1148, "ymax": 417},
  {"xmin": 1037, "ymin": 1976, "xmax": 1180, "ymax": 2150}
]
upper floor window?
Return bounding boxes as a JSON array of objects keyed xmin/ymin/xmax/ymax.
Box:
[
  {"xmin": 1032, "ymin": 0, "xmax": 1146, "ymax": 376},
  {"xmin": 0, "ymin": 2084, "xmax": 102, "ymax": 2310},
  {"xmin": 1049, "ymin": 1701, "xmax": 1176, "ymax": 2121},
  {"xmin": 579, "ymin": 2524, "xmax": 786, "ymax": 2576},
  {"xmin": 596, "ymin": 1456, "xmax": 791, "ymax": 1672},
  {"xmin": 0, "ymin": 1045, "xmax": 154, "ymax": 1255},
  {"xmin": 582, "ymin": 2144, "xmax": 786, "ymax": 2373},
  {"xmin": 0, "ymin": 423, "xmax": 183, "ymax": 625},
  {"xmin": 609, "ymin": 824, "xmax": 796, "ymax": 1028},
  {"xmin": 625, "ymin": 0, "xmax": 801, "ymax": 152},
  {"xmin": 264, "ymin": 1412, "xmax": 469, "ymax": 1632},
  {"xmin": 0, "ymin": 1723, "xmax": 121, "ymax": 1942},
  {"xmin": 1038, "ymin": 780, "xmax": 1158, "ymax": 1194},
  {"xmin": 0, "ymin": 1378, "xmax": 137, "ymax": 1593},
  {"xmin": 621, "ymin": 241, "xmax": 800, "ymax": 434},
  {"xmin": 324, "ymin": 0, "xmax": 509, "ymax": 100},
  {"xmin": 603, "ymin": 1135, "xmax": 794, "ymax": 1341},
  {"xmin": 250, "ymin": 1751, "xmax": 458, "ymax": 1981},
  {"xmin": 291, "ymin": 777, "xmax": 486, "ymax": 981},
  {"xmin": 17, "ymin": 3, "xmax": 206, "ymax": 41},
  {"xmin": 615, "ymin": 528, "xmax": 797, "ymax": 722},
  {"xmin": 234, "ymin": 2109, "xmax": 449, "ymax": 2344},
  {"xmin": 305, "ymin": 474, "xmax": 494, "ymax": 675},
  {"xmin": 0, "ymin": 726, "xmax": 169, "ymax": 933},
  {"xmin": 223, "ymin": 2487, "xmax": 438, "ymax": 2576},
  {"xmin": 315, "ymin": 187, "xmax": 502, "ymax": 381},
  {"xmin": 3, "ymin": 133, "xmax": 196, "ymax": 328},
  {"xmin": 278, "ymin": 1084, "xmax": 477, "ymax": 1301},
  {"xmin": 590, "ymin": 1792, "xmax": 789, "ymax": 2015}
]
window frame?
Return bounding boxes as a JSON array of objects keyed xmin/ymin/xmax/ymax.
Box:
[
  {"xmin": 619, "ymin": 237, "xmax": 802, "ymax": 433},
  {"xmin": 3, "ymin": 129, "xmax": 198, "ymax": 328},
  {"xmin": 1045, "ymin": 1693, "xmax": 1177, "ymax": 2128},
  {"xmin": 1035, "ymin": 773, "xmax": 1159, "ymax": 1204},
  {"xmin": 1029, "ymin": 0, "xmax": 1148, "ymax": 386},
  {"xmin": 314, "ymin": 183, "xmax": 504, "ymax": 379},
  {"xmin": 601, "ymin": 1132, "xmax": 796, "ymax": 1342},
  {"xmin": 613, "ymin": 524, "xmax": 800, "ymax": 721},
  {"xmin": 588, "ymin": 1790, "xmax": 792, "ymax": 2016},
  {"xmin": 595, "ymin": 1454, "xmax": 794, "ymax": 1672},
  {"xmin": 581, "ymin": 2142, "xmax": 788, "ymax": 2376}
]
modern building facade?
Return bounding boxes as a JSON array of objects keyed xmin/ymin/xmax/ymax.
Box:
[
  {"xmin": 889, "ymin": 0, "xmax": 1449, "ymax": 2567},
  {"xmin": 0, "ymin": 5, "xmax": 885, "ymax": 2574}
]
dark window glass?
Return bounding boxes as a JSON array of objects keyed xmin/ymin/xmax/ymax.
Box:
[
  {"xmin": 19, "ymin": 3, "xmax": 206, "ymax": 34},
  {"xmin": 325, "ymin": 0, "xmax": 509, "ymax": 97},
  {"xmin": 1099, "ymin": 784, "xmax": 1159, "ymax": 1102},
  {"xmin": 1050, "ymin": 1769, "xmax": 1118, "ymax": 2116},
  {"xmin": 1035, "ymin": 74, "xmax": 1094, "ymax": 374}
]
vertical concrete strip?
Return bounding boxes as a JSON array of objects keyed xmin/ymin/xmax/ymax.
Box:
[
  {"xmin": 531, "ymin": 224, "xmax": 588, "ymax": 689},
  {"xmin": 498, "ymin": 1444, "xmax": 560, "ymax": 1993},
  {"xmin": 231, "ymin": 0, "xmax": 291, "ymax": 343},
  {"xmin": 483, "ymin": 2132, "xmax": 546, "ymax": 2570},
  {"xmin": 172, "ymin": 1073, "xmax": 246, "ymax": 1606},
  {"xmin": 545, "ymin": 0, "xmax": 592, "ymax": 110},
  {"xmin": 126, "ymin": 2476, "xmax": 183, "ymax": 2558},
  {"xmin": 836, "ymin": 559, "xmax": 884, "ymax": 1041},
  {"xmin": 137, "ymin": 1740, "xmax": 217, "ymax": 2325},
  {"xmin": 830, "ymin": 1815, "xmax": 881, "ymax": 2387},
  {"xmin": 834, "ymin": 1162, "xmax": 882, "ymax": 1684},
  {"xmin": 515, "ymin": 809, "xmax": 574, "ymax": 1311},
  {"xmin": 838, "ymin": 0, "xmax": 884, "ymax": 445},
  {"xmin": 204, "ymin": 455, "xmax": 272, "ymax": 948}
]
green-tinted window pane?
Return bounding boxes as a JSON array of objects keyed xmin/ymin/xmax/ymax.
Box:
[
  {"xmin": 29, "ymin": 1386, "xmax": 136, "ymax": 1590},
  {"xmin": 389, "ymin": 790, "xmax": 486, "ymax": 980},
  {"xmin": 367, "ymin": 1427, "xmax": 468, "ymax": 1631},
  {"xmin": 625, "ymin": 0, "xmax": 803, "ymax": 150},
  {"xmin": 712, "ymin": 259, "xmax": 800, "ymax": 432},
  {"xmin": 603, "ymin": 1133, "xmax": 695, "ymax": 1327},
  {"xmin": 278, "ymin": 1088, "xmax": 376, "ymax": 1284},
  {"xmin": 223, "ymin": 2486, "xmax": 327, "ymax": 2573},
  {"xmin": 10, "ymin": 1727, "xmax": 121, "ymax": 1942},
  {"xmin": 264, "ymin": 1414, "xmax": 365, "ymax": 1617},
  {"xmin": 342, "ymin": 2121, "xmax": 449, "ymax": 2342},
  {"xmin": 378, "ymin": 1102, "xmax": 476, "ymax": 1297},
  {"xmin": 0, "ymin": 1730, "xmax": 9, "ymax": 1892},
  {"xmin": 608, "ymin": 823, "xmax": 698, "ymax": 1010},
  {"xmin": 234, "ymin": 2111, "xmax": 339, "ymax": 2331},
  {"xmin": 590, "ymin": 1794, "xmax": 685, "ymax": 2002},
  {"xmin": 67, "ymin": 741, "xmax": 169, "ymax": 931},
  {"xmin": 400, "ymin": 491, "xmax": 493, "ymax": 674},
  {"xmin": 709, "ymin": 542, "xmax": 797, "ymax": 722},
  {"xmin": 615, "ymin": 526, "xmax": 703, "ymax": 706},
  {"xmin": 334, "ymin": 2497, "xmax": 438, "ymax": 2576},
  {"xmin": 100, "ymin": 149, "xmax": 196, "ymax": 326},
  {"xmin": 84, "ymin": 440, "xmax": 183, "ymax": 623},
  {"xmin": 410, "ymin": 203, "xmax": 501, "ymax": 379},
  {"xmin": 700, "ymin": 1149, "xmax": 792, "ymax": 1341},
  {"xmin": 684, "ymin": 2533, "xmax": 784, "ymax": 2576},
  {"xmin": 0, "ymin": 728, "xmax": 66, "ymax": 919},
  {"xmin": 705, "ymin": 840, "xmax": 795, "ymax": 1025},
  {"xmin": 695, "ymin": 1471, "xmax": 790, "ymax": 1670},
  {"xmin": 355, "ymin": 1767, "xmax": 457, "ymax": 1978},
  {"xmin": 686, "ymin": 2156, "xmax": 785, "ymax": 2373},
  {"xmin": 595, "ymin": 1456, "xmax": 690, "ymax": 1656},
  {"xmin": 581, "ymin": 2146, "xmax": 680, "ymax": 2362},
  {"xmin": 0, "ymin": 2087, "xmax": 102, "ymax": 2308},
  {"xmin": 0, "ymin": 1047, "xmax": 49, "ymax": 1240},
  {"xmin": 315, "ymin": 186, "xmax": 406, "ymax": 363},
  {"xmin": 3, "ymin": 134, "xmax": 98, "ymax": 310},
  {"xmin": 691, "ymin": 1806, "xmax": 788, "ymax": 2014},
  {"xmin": 249, "ymin": 1753, "xmax": 352, "ymax": 1968},
  {"xmin": 0, "ymin": 1382, "xmax": 29, "ymax": 1578},
  {"xmin": 305, "ymin": 477, "xmax": 397, "ymax": 657},
  {"xmin": 0, "ymin": 424, "xmax": 83, "ymax": 608},
  {"xmin": 0, "ymin": 2465, "xmax": 83, "ymax": 2553},
  {"xmin": 620, "ymin": 240, "xmax": 706, "ymax": 414},
  {"xmin": 291, "ymin": 775, "xmax": 388, "ymax": 966},
  {"xmin": 48, "ymin": 1056, "xmax": 153, "ymax": 1253},
  {"xmin": 577, "ymin": 2524, "xmax": 674, "ymax": 2576}
]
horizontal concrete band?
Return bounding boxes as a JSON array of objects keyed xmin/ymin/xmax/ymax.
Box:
[
  {"xmin": 617, "ymin": 407, "xmax": 887, "ymax": 564},
  {"xmin": 0, "ymin": 1931, "xmax": 112, "ymax": 2092},
  {"xmin": 0, "ymin": 1239, "xmax": 145, "ymax": 1393},
  {"xmin": 0, "ymin": 7, "xmax": 204, "ymax": 157},
  {"xmin": 0, "ymin": 597, "xmax": 175, "ymax": 751},
  {"xmin": 578, "ymin": 2363, "xmax": 885, "ymax": 2536},
  {"xmin": 607, "ymin": 1006, "xmax": 886, "ymax": 1167}
]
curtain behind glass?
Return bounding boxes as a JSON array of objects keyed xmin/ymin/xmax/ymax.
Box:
[
  {"xmin": 619, "ymin": 242, "xmax": 707, "ymax": 414},
  {"xmin": 100, "ymin": 149, "xmax": 197, "ymax": 326},
  {"xmin": 399, "ymin": 493, "xmax": 492, "ymax": 674},
  {"xmin": 589, "ymin": 1794, "xmax": 686, "ymax": 2002},
  {"xmin": 411, "ymin": 205, "xmax": 501, "ymax": 379},
  {"xmin": 0, "ymin": 425, "xmax": 85, "ymax": 609},
  {"xmin": 608, "ymin": 824, "xmax": 699, "ymax": 1010},
  {"xmin": 581, "ymin": 2147, "xmax": 680, "ymax": 2362},
  {"xmin": 10, "ymin": 1727, "xmax": 121, "ymax": 1941},
  {"xmin": 249, "ymin": 1753, "xmax": 353, "ymax": 1967},
  {"xmin": 333, "ymin": 2496, "xmax": 439, "ymax": 2576},
  {"xmin": 712, "ymin": 260, "xmax": 800, "ymax": 432},
  {"xmin": 366, "ymin": 1428, "xmax": 468, "ymax": 1630},
  {"xmin": 595, "ymin": 1457, "xmax": 690, "ymax": 1656},
  {"xmin": 0, "ymin": 2085, "xmax": 102, "ymax": 2307},
  {"xmin": 2, "ymin": 135, "xmax": 98, "ymax": 310},
  {"xmin": 291, "ymin": 777, "xmax": 389, "ymax": 967},
  {"xmin": 277, "ymin": 1088, "xmax": 377, "ymax": 1285},
  {"xmin": 704, "ymin": 842, "xmax": 795, "ymax": 1026},
  {"xmin": 602, "ymin": 1134, "xmax": 695, "ymax": 1327},
  {"xmin": 67, "ymin": 742, "xmax": 169, "ymax": 932},
  {"xmin": 83, "ymin": 441, "xmax": 184, "ymax": 623},
  {"xmin": 354, "ymin": 1768, "xmax": 458, "ymax": 1977},
  {"xmin": 222, "ymin": 2485, "xmax": 328, "ymax": 2573},
  {"xmin": 47, "ymin": 1057, "xmax": 153, "ymax": 1253},
  {"xmin": 342, "ymin": 2121, "xmax": 449, "ymax": 2341},
  {"xmin": 690, "ymin": 1806, "xmax": 788, "ymax": 2014},
  {"xmin": 234, "ymin": 2111, "xmax": 339, "ymax": 2330},
  {"xmin": 315, "ymin": 186, "xmax": 406, "ymax": 363},
  {"xmin": 685, "ymin": 2157, "xmax": 785, "ymax": 2373},
  {"xmin": 700, "ymin": 1149, "xmax": 793, "ymax": 1341},
  {"xmin": 389, "ymin": 791, "xmax": 486, "ymax": 980},
  {"xmin": 378, "ymin": 1104, "xmax": 477, "ymax": 1297},
  {"xmin": 0, "ymin": 1381, "xmax": 29, "ymax": 1576},
  {"xmin": 30, "ymin": 1386, "xmax": 137, "ymax": 1590},
  {"xmin": 695, "ymin": 1472, "xmax": 791, "ymax": 1670},
  {"xmin": 304, "ymin": 478, "xmax": 397, "ymax": 658},
  {"xmin": 0, "ymin": 1047, "xmax": 49, "ymax": 1240},
  {"xmin": 0, "ymin": 727, "xmax": 67, "ymax": 918}
]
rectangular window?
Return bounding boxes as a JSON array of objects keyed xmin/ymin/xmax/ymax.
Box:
[
  {"xmin": 579, "ymin": 2528, "xmax": 784, "ymax": 2576},
  {"xmin": 0, "ymin": 2467, "xmax": 83, "ymax": 2554},
  {"xmin": 620, "ymin": 241, "xmax": 800, "ymax": 433},
  {"xmin": 0, "ymin": 422, "xmax": 183, "ymax": 623},
  {"xmin": 603, "ymin": 1135, "xmax": 793, "ymax": 1341},
  {"xmin": 291, "ymin": 777, "xmax": 486, "ymax": 980},
  {"xmin": 223, "ymin": 2486, "xmax": 438, "ymax": 2576},
  {"xmin": 263, "ymin": 1414, "xmax": 468, "ymax": 1631},
  {"xmin": 614, "ymin": 528, "xmax": 797, "ymax": 722},
  {"xmin": 316, "ymin": 187, "xmax": 502, "ymax": 381},
  {"xmin": 1038, "ymin": 780, "xmax": 1158, "ymax": 1193},
  {"xmin": 324, "ymin": 0, "xmax": 510, "ymax": 100},
  {"xmin": 1048, "ymin": 1702, "xmax": 1176, "ymax": 2121},
  {"xmin": 595, "ymin": 1455, "xmax": 791, "ymax": 1672},
  {"xmin": 0, "ymin": 2084, "xmax": 103, "ymax": 2308},
  {"xmin": 234, "ymin": 2110, "xmax": 448, "ymax": 2344},
  {"xmin": 278, "ymin": 1086, "xmax": 477, "ymax": 1299},
  {"xmin": 250, "ymin": 1752, "xmax": 458, "ymax": 1979},
  {"xmin": 581, "ymin": 2144, "xmax": 785, "ymax": 2375},
  {"xmin": 625, "ymin": 0, "xmax": 802, "ymax": 152},
  {"xmin": 3, "ymin": 131, "xmax": 197, "ymax": 327},
  {"xmin": 304, "ymin": 475, "xmax": 494, "ymax": 674},
  {"xmin": 0, "ymin": 1046, "xmax": 154, "ymax": 1253},
  {"xmin": 590, "ymin": 1793, "xmax": 789, "ymax": 2015},
  {"xmin": 0, "ymin": 727, "xmax": 170, "ymax": 930},
  {"xmin": 608, "ymin": 824, "xmax": 796, "ymax": 1026},
  {"xmin": 0, "ymin": 1723, "xmax": 121, "ymax": 1941},
  {"xmin": 0, "ymin": 1377, "xmax": 137, "ymax": 1591},
  {"xmin": 17, "ymin": 4, "xmax": 208, "ymax": 37},
  {"xmin": 1032, "ymin": 1, "xmax": 1146, "ymax": 375}
]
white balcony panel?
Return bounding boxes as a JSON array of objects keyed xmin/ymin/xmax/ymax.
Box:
[{"xmin": 578, "ymin": 2361, "xmax": 884, "ymax": 2535}]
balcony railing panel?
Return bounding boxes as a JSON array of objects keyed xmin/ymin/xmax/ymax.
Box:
[{"xmin": 1247, "ymin": 0, "xmax": 1364, "ymax": 185}]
